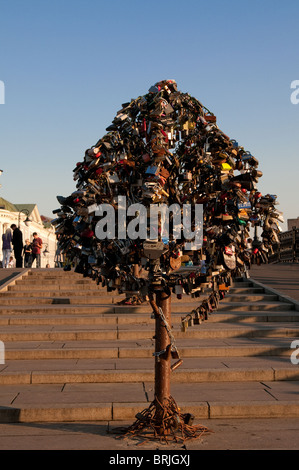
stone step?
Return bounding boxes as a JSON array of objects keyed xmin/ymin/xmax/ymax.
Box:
[
  {"xmin": 0, "ymin": 297, "xmax": 116, "ymax": 305},
  {"xmin": 228, "ymin": 286, "xmax": 264, "ymax": 293},
  {"xmin": 2, "ymin": 342, "xmax": 293, "ymax": 360},
  {"xmin": 1, "ymin": 269, "xmax": 298, "ymax": 424},
  {"xmin": 3, "ymin": 277, "xmax": 256, "ymax": 292},
  {"xmin": 1, "ymin": 292, "xmax": 128, "ymax": 302},
  {"xmin": 230, "ymin": 281, "xmax": 253, "ymax": 287},
  {"xmin": 26, "ymin": 273, "xmax": 83, "ymax": 279},
  {"xmin": 1, "ymin": 289, "xmax": 278, "ymax": 306},
  {"xmin": 218, "ymin": 301, "xmax": 294, "ymax": 312},
  {"xmin": 0, "ymin": 311, "xmax": 298, "ymax": 326},
  {"xmin": 0, "ymin": 305, "xmax": 118, "ymax": 315},
  {"xmin": 7, "ymin": 285, "xmax": 111, "ymax": 293},
  {"xmin": 11, "ymin": 277, "xmax": 255, "ymax": 287},
  {"xmin": 0, "ymin": 294, "xmax": 292, "ymax": 311},
  {"xmin": 0, "ymin": 302, "xmax": 295, "ymax": 320},
  {"xmin": 0, "ymin": 323, "xmax": 298, "ymax": 342},
  {"xmin": 0, "ymin": 365, "xmax": 298, "ymax": 386},
  {"xmin": 14, "ymin": 278, "xmax": 97, "ymax": 286},
  {"xmin": 1, "ymin": 381, "xmax": 299, "ymax": 422}
]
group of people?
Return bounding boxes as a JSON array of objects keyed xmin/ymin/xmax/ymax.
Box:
[{"xmin": 2, "ymin": 225, "xmax": 43, "ymax": 268}]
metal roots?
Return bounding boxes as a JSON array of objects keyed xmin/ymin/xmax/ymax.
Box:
[{"xmin": 112, "ymin": 396, "xmax": 211, "ymax": 445}]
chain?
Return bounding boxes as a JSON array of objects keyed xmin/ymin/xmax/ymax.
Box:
[{"xmin": 157, "ymin": 307, "xmax": 179, "ymax": 356}]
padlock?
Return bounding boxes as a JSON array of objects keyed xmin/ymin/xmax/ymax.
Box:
[
  {"xmin": 204, "ymin": 113, "xmax": 216, "ymax": 123},
  {"xmin": 145, "ymin": 164, "xmax": 160, "ymax": 176},
  {"xmin": 107, "ymin": 172, "xmax": 120, "ymax": 183},
  {"xmin": 170, "ymin": 359, "xmax": 183, "ymax": 371},
  {"xmin": 171, "ymin": 348, "xmax": 180, "ymax": 359},
  {"xmin": 183, "ymin": 171, "xmax": 192, "ymax": 181},
  {"xmin": 143, "ymin": 240, "xmax": 166, "ymax": 260},
  {"xmin": 174, "ymin": 281, "xmax": 183, "ymax": 299},
  {"xmin": 183, "ymin": 413, "xmax": 195, "ymax": 425},
  {"xmin": 181, "ymin": 318, "xmax": 188, "ymax": 332},
  {"xmin": 186, "ymin": 314, "xmax": 193, "ymax": 327}
]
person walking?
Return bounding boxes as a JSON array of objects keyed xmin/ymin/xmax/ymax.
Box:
[
  {"xmin": 2, "ymin": 228, "xmax": 12, "ymax": 268},
  {"xmin": 23, "ymin": 239, "xmax": 33, "ymax": 268},
  {"xmin": 10, "ymin": 224, "xmax": 23, "ymax": 268},
  {"xmin": 31, "ymin": 232, "xmax": 43, "ymax": 268}
]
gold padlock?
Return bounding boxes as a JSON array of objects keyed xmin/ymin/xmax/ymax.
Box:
[
  {"xmin": 171, "ymin": 359, "xmax": 183, "ymax": 372},
  {"xmin": 181, "ymin": 319, "xmax": 188, "ymax": 332}
]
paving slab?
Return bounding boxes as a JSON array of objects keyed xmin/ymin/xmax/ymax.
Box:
[
  {"xmin": 144, "ymin": 381, "xmax": 276, "ymax": 403},
  {"xmin": 12, "ymin": 384, "xmax": 147, "ymax": 405},
  {"xmin": 262, "ymin": 380, "xmax": 299, "ymax": 400},
  {"xmin": 2, "ymin": 359, "xmax": 81, "ymax": 371},
  {"xmin": 0, "ymin": 418, "xmax": 297, "ymax": 450}
]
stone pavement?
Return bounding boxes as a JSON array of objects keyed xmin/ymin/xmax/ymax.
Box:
[
  {"xmin": 0, "ymin": 265, "xmax": 299, "ymax": 451},
  {"xmin": 250, "ymin": 262, "xmax": 299, "ymax": 302},
  {"xmin": 0, "ymin": 418, "xmax": 298, "ymax": 450}
]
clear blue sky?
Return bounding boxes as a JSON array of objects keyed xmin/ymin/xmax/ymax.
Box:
[{"xmin": 0, "ymin": 0, "xmax": 298, "ymax": 230}]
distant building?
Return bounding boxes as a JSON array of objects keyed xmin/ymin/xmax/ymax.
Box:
[
  {"xmin": 0, "ymin": 197, "xmax": 57, "ymax": 268},
  {"xmin": 287, "ymin": 218, "xmax": 299, "ymax": 231}
]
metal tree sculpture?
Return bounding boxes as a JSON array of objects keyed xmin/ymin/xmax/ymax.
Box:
[{"xmin": 52, "ymin": 79, "xmax": 282, "ymax": 443}]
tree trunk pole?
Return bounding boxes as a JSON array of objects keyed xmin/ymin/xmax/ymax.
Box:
[{"xmin": 155, "ymin": 290, "xmax": 171, "ymax": 406}]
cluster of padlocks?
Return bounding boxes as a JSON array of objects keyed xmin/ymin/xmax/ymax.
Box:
[{"xmin": 52, "ymin": 79, "xmax": 283, "ymax": 328}]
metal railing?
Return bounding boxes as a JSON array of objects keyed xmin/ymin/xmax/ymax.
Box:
[{"xmin": 268, "ymin": 227, "xmax": 299, "ymax": 263}]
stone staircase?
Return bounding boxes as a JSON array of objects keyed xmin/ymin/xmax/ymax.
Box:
[{"xmin": 0, "ymin": 268, "xmax": 299, "ymax": 423}]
